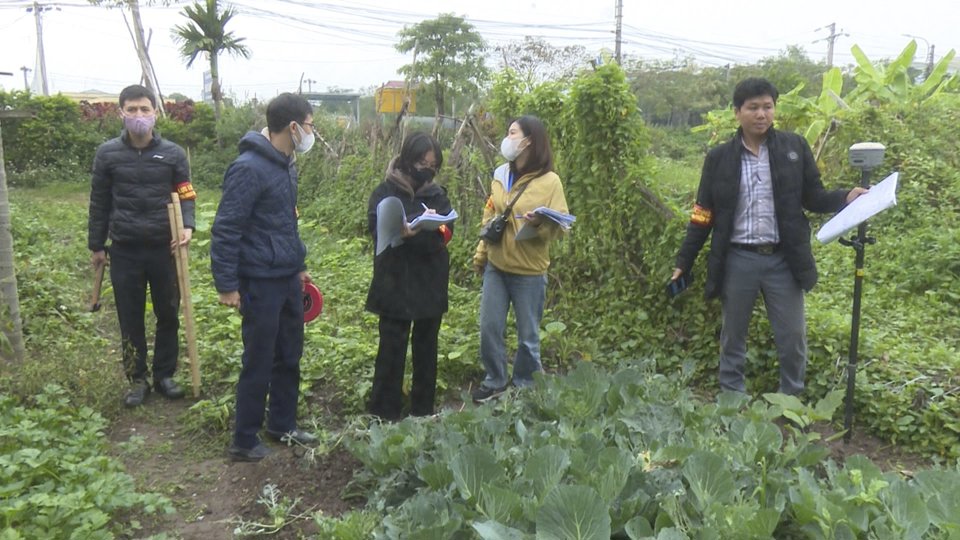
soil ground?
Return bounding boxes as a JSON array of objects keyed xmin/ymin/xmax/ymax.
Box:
[{"xmin": 107, "ymin": 392, "xmax": 364, "ymax": 540}]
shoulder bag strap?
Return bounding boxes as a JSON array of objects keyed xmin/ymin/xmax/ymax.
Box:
[{"xmin": 500, "ymin": 177, "xmax": 532, "ymax": 218}]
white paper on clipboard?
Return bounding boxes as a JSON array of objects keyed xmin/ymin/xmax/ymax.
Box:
[{"xmin": 816, "ymin": 171, "xmax": 899, "ymax": 244}]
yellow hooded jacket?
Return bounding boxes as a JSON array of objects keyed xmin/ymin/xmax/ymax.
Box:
[{"xmin": 473, "ymin": 163, "xmax": 568, "ymax": 275}]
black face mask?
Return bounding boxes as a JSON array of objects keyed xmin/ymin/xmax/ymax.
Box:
[{"xmin": 411, "ymin": 167, "xmax": 436, "ymax": 184}]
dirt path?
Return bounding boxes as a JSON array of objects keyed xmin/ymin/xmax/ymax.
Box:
[{"xmin": 107, "ymin": 395, "xmax": 362, "ymax": 539}]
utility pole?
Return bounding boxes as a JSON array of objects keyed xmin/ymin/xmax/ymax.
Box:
[
  {"xmin": 27, "ymin": 1, "xmax": 52, "ymax": 95},
  {"xmin": 19, "ymin": 67, "xmax": 31, "ymax": 91},
  {"xmin": 815, "ymin": 22, "xmax": 847, "ymax": 67},
  {"xmin": 121, "ymin": 0, "xmax": 165, "ymax": 116},
  {"xmin": 903, "ymin": 34, "xmax": 935, "ymax": 81},
  {"xmin": 614, "ymin": 0, "xmax": 623, "ymax": 65}
]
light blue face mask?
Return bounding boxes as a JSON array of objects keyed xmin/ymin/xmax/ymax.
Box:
[{"xmin": 500, "ymin": 136, "xmax": 527, "ymax": 161}]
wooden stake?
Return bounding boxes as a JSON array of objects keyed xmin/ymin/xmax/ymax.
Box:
[{"xmin": 168, "ymin": 193, "xmax": 200, "ymax": 397}]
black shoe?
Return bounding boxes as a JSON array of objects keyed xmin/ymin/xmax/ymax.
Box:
[
  {"xmin": 471, "ymin": 384, "xmax": 508, "ymax": 403},
  {"xmin": 265, "ymin": 428, "xmax": 317, "ymax": 445},
  {"xmin": 124, "ymin": 380, "xmax": 150, "ymax": 408},
  {"xmin": 227, "ymin": 443, "xmax": 272, "ymax": 462},
  {"xmin": 154, "ymin": 377, "xmax": 185, "ymax": 399}
]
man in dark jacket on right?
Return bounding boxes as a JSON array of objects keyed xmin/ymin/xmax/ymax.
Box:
[
  {"xmin": 671, "ymin": 78, "xmax": 867, "ymax": 396},
  {"xmin": 211, "ymin": 93, "xmax": 317, "ymax": 462}
]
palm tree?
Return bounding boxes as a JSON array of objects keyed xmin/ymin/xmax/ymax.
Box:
[{"xmin": 171, "ymin": 0, "xmax": 250, "ymax": 121}]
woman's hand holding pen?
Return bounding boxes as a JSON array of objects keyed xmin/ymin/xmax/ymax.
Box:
[
  {"xmin": 420, "ymin": 202, "xmax": 437, "ymax": 216},
  {"xmin": 402, "ymin": 203, "xmax": 437, "ymax": 238},
  {"xmin": 517, "ymin": 211, "xmax": 543, "ymax": 226}
]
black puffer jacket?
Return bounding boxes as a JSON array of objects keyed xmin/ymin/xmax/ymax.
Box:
[
  {"xmin": 365, "ymin": 175, "xmax": 452, "ymax": 320},
  {"xmin": 88, "ymin": 131, "xmax": 194, "ymax": 251},
  {"xmin": 675, "ymin": 128, "xmax": 849, "ymax": 299}
]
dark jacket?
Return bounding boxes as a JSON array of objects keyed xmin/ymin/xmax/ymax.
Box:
[
  {"xmin": 88, "ymin": 130, "xmax": 195, "ymax": 251},
  {"xmin": 675, "ymin": 128, "xmax": 849, "ymax": 299},
  {"xmin": 210, "ymin": 132, "xmax": 307, "ymax": 293},
  {"xmin": 365, "ymin": 175, "xmax": 452, "ymax": 320}
]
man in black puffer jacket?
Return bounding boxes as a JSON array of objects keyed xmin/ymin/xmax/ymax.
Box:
[
  {"xmin": 88, "ymin": 84, "xmax": 196, "ymax": 408},
  {"xmin": 670, "ymin": 78, "xmax": 867, "ymax": 396},
  {"xmin": 211, "ymin": 93, "xmax": 316, "ymax": 462}
]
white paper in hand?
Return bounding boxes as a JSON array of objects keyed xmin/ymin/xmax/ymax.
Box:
[
  {"xmin": 409, "ymin": 209, "xmax": 458, "ymax": 231},
  {"xmin": 376, "ymin": 197, "xmax": 406, "ymax": 255},
  {"xmin": 816, "ymin": 171, "xmax": 899, "ymax": 244},
  {"xmin": 515, "ymin": 206, "xmax": 576, "ymax": 241}
]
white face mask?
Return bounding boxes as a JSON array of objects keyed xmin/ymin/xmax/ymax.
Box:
[
  {"xmin": 500, "ymin": 136, "xmax": 527, "ymax": 162},
  {"xmin": 293, "ymin": 123, "xmax": 315, "ymax": 154}
]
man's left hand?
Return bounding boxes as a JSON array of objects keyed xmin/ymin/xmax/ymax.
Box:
[
  {"xmin": 846, "ymin": 187, "xmax": 869, "ymax": 204},
  {"xmin": 299, "ymin": 271, "xmax": 311, "ymax": 292}
]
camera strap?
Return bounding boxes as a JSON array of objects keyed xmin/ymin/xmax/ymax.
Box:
[{"xmin": 499, "ymin": 177, "xmax": 531, "ymax": 220}]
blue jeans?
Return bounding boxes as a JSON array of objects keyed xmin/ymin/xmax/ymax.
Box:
[{"xmin": 479, "ymin": 263, "xmax": 547, "ymax": 389}]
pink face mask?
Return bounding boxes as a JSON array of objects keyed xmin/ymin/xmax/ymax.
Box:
[{"xmin": 123, "ymin": 114, "xmax": 156, "ymax": 136}]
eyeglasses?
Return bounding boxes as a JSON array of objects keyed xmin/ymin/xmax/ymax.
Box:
[
  {"xmin": 415, "ymin": 159, "xmax": 438, "ymax": 170},
  {"xmin": 302, "ymin": 122, "xmax": 315, "ymax": 130}
]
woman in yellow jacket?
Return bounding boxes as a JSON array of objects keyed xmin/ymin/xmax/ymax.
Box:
[{"xmin": 471, "ymin": 115, "xmax": 568, "ymax": 402}]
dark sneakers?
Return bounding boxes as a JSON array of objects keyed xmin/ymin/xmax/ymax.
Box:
[
  {"xmin": 124, "ymin": 380, "xmax": 150, "ymax": 407},
  {"xmin": 228, "ymin": 443, "xmax": 272, "ymax": 462},
  {"xmin": 265, "ymin": 429, "xmax": 317, "ymax": 445},
  {"xmin": 154, "ymin": 377, "xmax": 185, "ymax": 399},
  {"xmin": 471, "ymin": 385, "xmax": 508, "ymax": 403}
]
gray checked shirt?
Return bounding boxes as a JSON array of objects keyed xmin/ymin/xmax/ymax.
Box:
[{"xmin": 730, "ymin": 140, "xmax": 780, "ymax": 244}]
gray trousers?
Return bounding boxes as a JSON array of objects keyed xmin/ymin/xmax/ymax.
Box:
[{"xmin": 720, "ymin": 248, "xmax": 807, "ymax": 395}]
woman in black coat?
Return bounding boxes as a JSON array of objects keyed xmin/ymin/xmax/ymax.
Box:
[{"xmin": 366, "ymin": 132, "xmax": 453, "ymax": 419}]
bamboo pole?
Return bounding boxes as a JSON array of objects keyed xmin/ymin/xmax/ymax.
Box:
[{"xmin": 168, "ymin": 193, "xmax": 200, "ymax": 397}]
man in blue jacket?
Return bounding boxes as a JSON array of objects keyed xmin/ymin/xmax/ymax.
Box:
[
  {"xmin": 671, "ymin": 78, "xmax": 867, "ymax": 396},
  {"xmin": 211, "ymin": 93, "xmax": 316, "ymax": 461},
  {"xmin": 88, "ymin": 84, "xmax": 195, "ymax": 407}
]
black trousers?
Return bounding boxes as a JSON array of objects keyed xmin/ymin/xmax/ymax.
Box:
[
  {"xmin": 109, "ymin": 242, "xmax": 180, "ymax": 383},
  {"xmin": 369, "ymin": 315, "xmax": 442, "ymax": 419},
  {"xmin": 233, "ymin": 274, "xmax": 304, "ymax": 449}
]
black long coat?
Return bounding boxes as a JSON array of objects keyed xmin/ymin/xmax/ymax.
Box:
[{"xmin": 365, "ymin": 180, "xmax": 453, "ymax": 320}]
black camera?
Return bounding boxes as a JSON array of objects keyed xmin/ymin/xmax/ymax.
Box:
[{"xmin": 479, "ymin": 215, "xmax": 508, "ymax": 243}]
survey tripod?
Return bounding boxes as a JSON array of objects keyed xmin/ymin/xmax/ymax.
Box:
[{"xmin": 838, "ymin": 143, "xmax": 885, "ymax": 443}]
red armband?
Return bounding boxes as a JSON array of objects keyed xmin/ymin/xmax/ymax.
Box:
[
  {"xmin": 690, "ymin": 204, "xmax": 713, "ymax": 227},
  {"xmin": 175, "ymin": 182, "xmax": 197, "ymax": 201},
  {"xmin": 438, "ymin": 224, "xmax": 452, "ymax": 246}
]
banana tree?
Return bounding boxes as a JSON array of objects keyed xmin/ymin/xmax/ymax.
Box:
[{"xmin": 846, "ymin": 41, "xmax": 958, "ymax": 106}]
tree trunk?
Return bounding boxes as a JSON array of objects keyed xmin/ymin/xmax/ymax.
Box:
[
  {"xmin": 126, "ymin": 0, "xmax": 165, "ymax": 116},
  {"xmin": 210, "ymin": 52, "xmax": 221, "ymax": 120},
  {"xmin": 433, "ymin": 82, "xmax": 444, "ymax": 136},
  {"xmin": 210, "ymin": 51, "xmax": 222, "ymax": 147},
  {"xmin": 0, "ymin": 120, "xmax": 25, "ymax": 363}
]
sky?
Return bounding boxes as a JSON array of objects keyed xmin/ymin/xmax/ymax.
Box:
[{"xmin": 0, "ymin": 0, "xmax": 957, "ymax": 101}]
